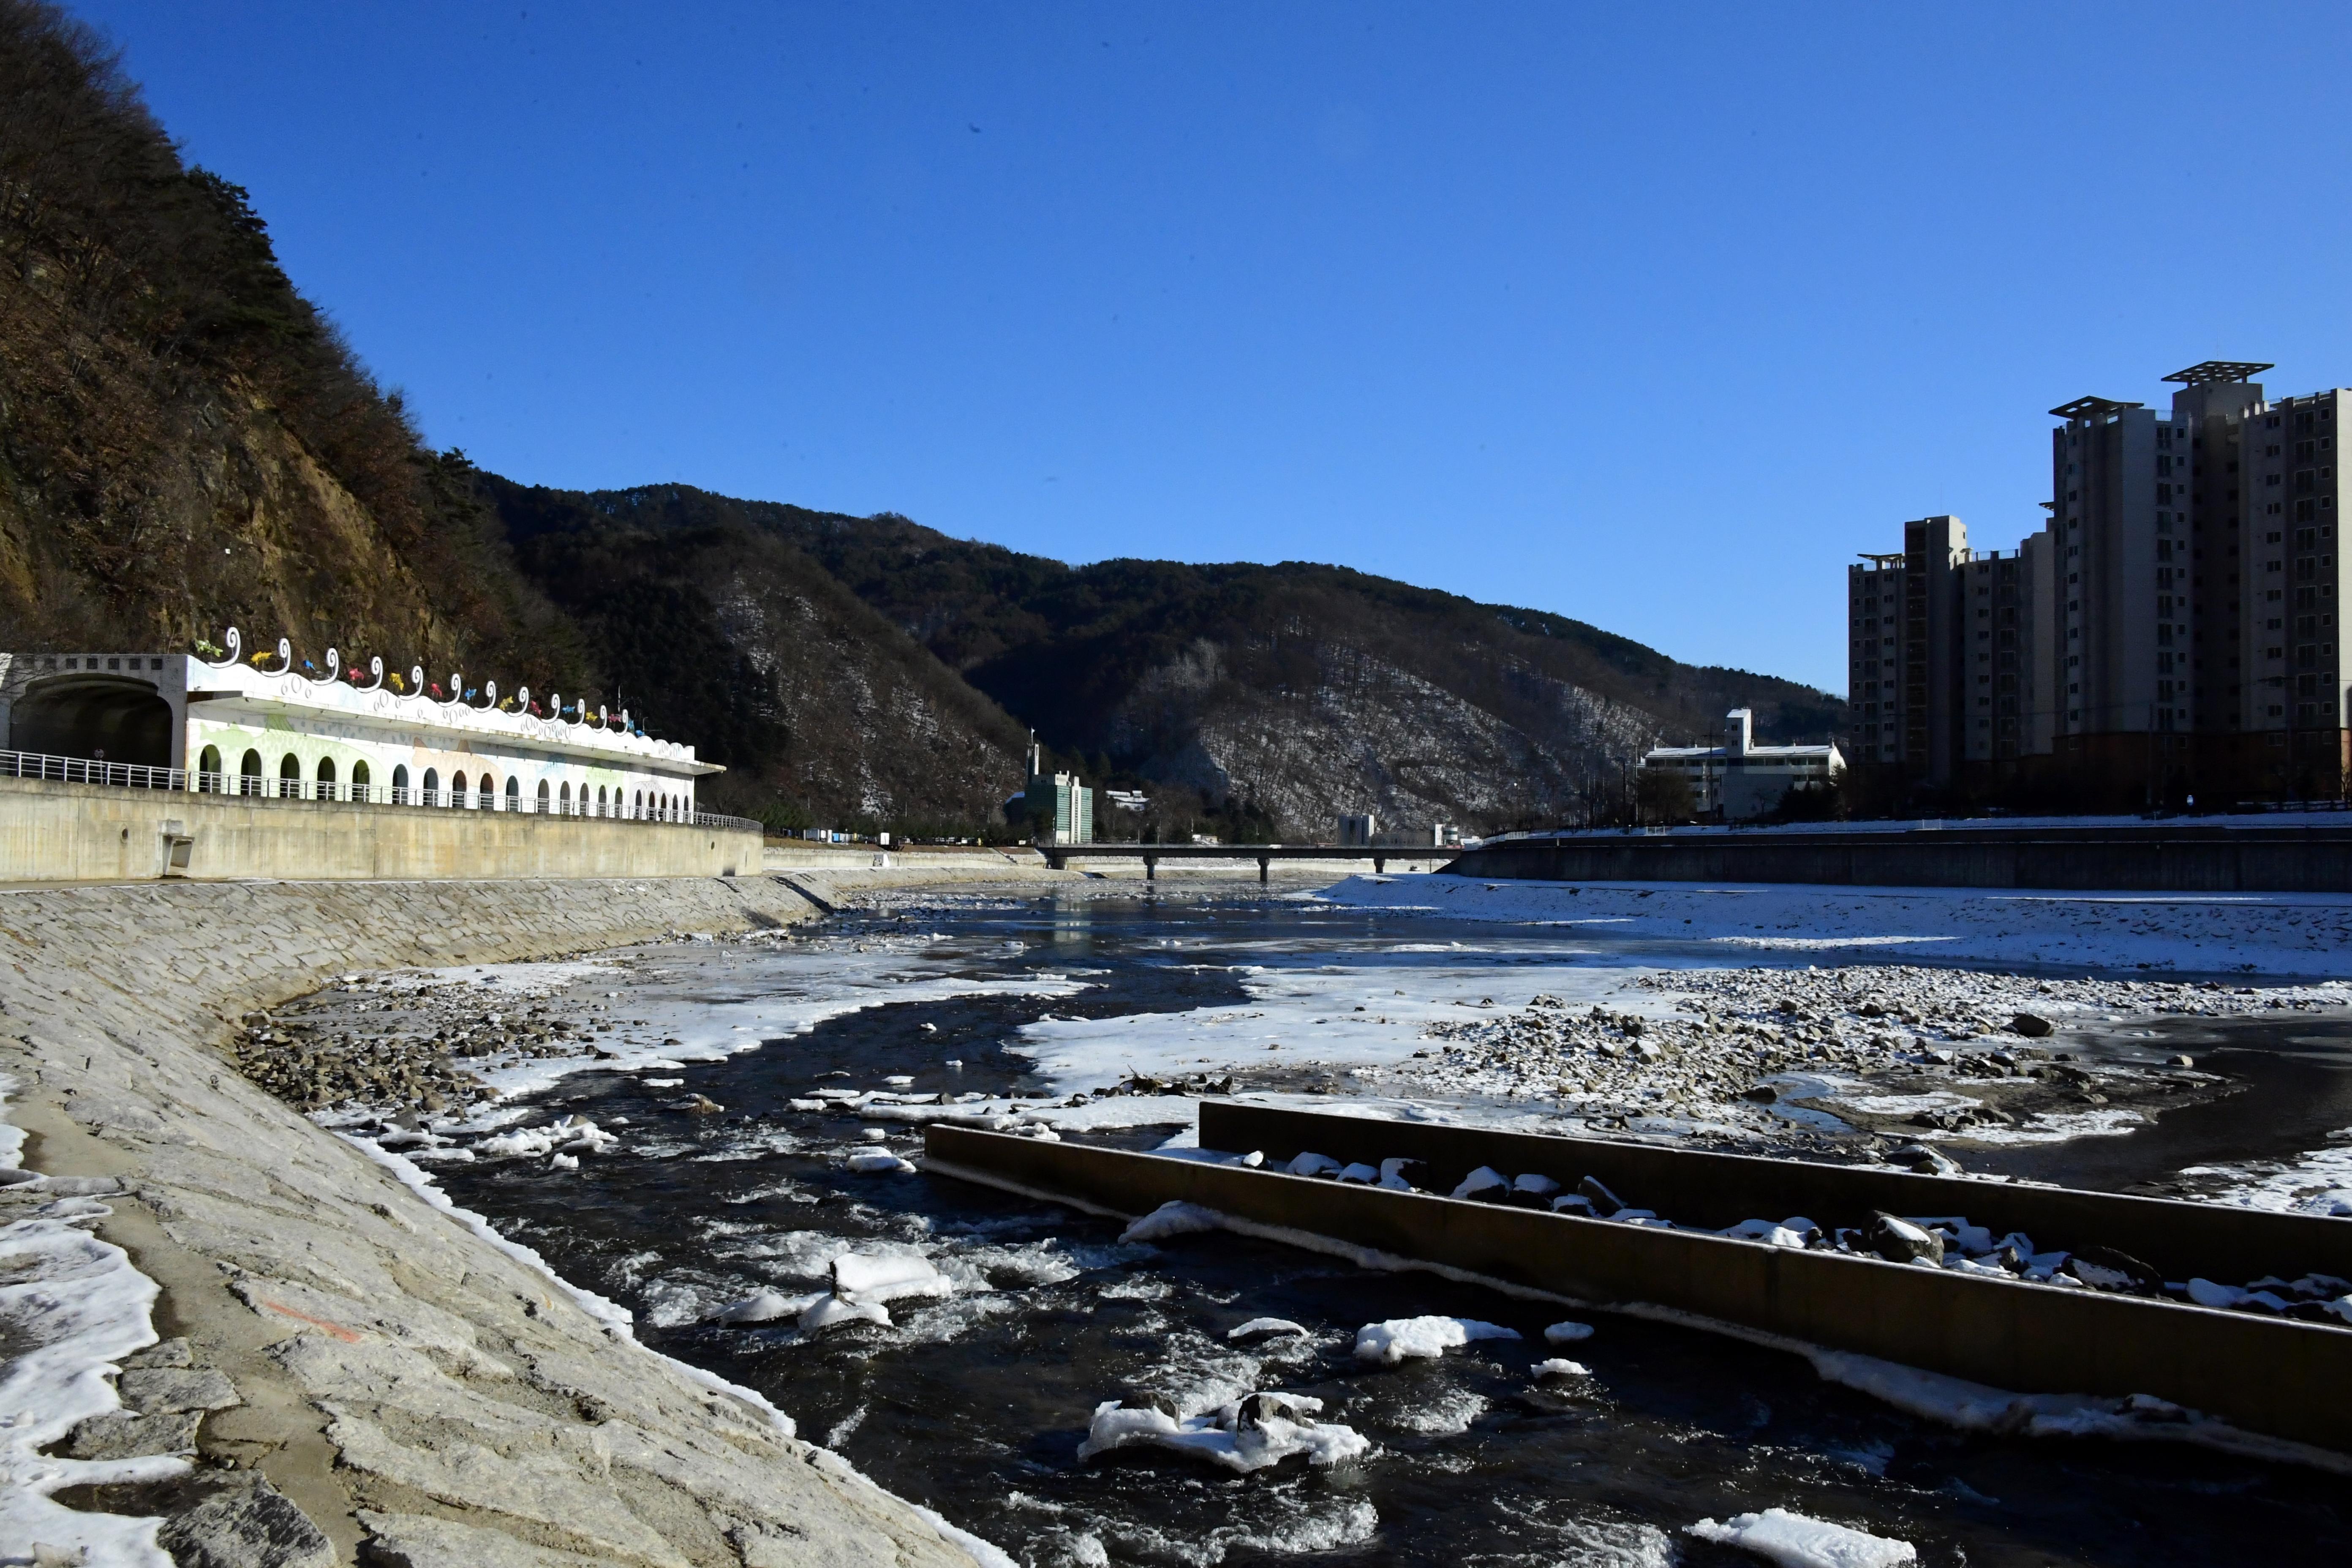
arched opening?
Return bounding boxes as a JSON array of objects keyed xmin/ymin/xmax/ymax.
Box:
[
  {"xmin": 422, "ymin": 767, "xmax": 441, "ymax": 807},
  {"xmin": 451, "ymin": 770, "xmax": 468, "ymax": 808},
  {"xmin": 7, "ymin": 675, "xmax": 172, "ymax": 768},
  {"xmin": 278, "ymin": 754, "xmax": 302, "ymax": 798},
  {"xmin": 507, "ymin": 776, "xmax": 522, "ymax": 811},
  {"xmin": 392, "ymin": 763, "xmax": 409, "ymax": 805},
  {"xmin": 536, "ymin": 779, "xmax": 550, "ymax": 814},
  {"xmin": 352, "ymin": 760, "xmax": 371, "ymax": 803},
  {"xmin": 558, "ymin": 781, "xmax": 572, "ymax": 815},
  {"xmin": 198, "ymin": 746, "xmax": 222, "ymax": 793},
  {"xmin": 316, "ymin": 756, "xmax": 337, "ymax": 802},
  {"xmin": 632, "ymin": 789, "xmax": 644, "ymax": 820},
  {"xmin": 596, "ymin": 785, "xmax": 607, "ymax": 817},
  {"xmin": 240, "ymin": 749, "xmax": 263, "ymax": 796}
]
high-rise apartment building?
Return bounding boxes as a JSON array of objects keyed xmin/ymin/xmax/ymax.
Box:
[
  {"xmin": 1848, "ymin": 362, "xmax": 2352, "ymax": 801},
  {"xmin": 1846, "ymin": 515, "xmax": 2050, "ymax": 786}
]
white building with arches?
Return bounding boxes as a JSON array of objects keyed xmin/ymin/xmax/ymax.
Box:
[{"xmin": 0, "ymin": 629, "xmax": 721, "ymax": 820}]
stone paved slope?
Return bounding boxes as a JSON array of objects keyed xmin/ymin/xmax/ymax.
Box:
[{"xmin": 0, "ymin": 874, "xmax": 985, "ymax": 1567}]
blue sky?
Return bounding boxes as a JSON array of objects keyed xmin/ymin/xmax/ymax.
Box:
[{"xmin": 72, "ymin": 2, "xmax": 2352, "ymax": 693}]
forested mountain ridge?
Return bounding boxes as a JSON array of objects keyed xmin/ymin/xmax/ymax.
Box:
[
  {"xmin": 0, "ymin": 0, "xmax": 1843, "ymax": 835},
  {"xmin": 482, "ymin": 482, "xmax": 1846, "ymax": 833}
]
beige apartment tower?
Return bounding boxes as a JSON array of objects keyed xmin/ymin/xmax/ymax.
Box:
[{"xmin": 1849, "ymin": 361, "xmax": 2352, "ymax": 803}]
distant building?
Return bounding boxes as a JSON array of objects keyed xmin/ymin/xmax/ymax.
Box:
[
  {"xmin": 1336, "ymin": 813, "xmax": 1377, "ymax": 846},
  {"xmin": 1104, "ymin": 788, "xmax": 1150, "ymax": 814},
  {"xmin": 1019, "ymin": 740, "xmax": 1094, "ymax": 844},
  {"xmin": 1848, "ymin": 516, "xmax": 2052, "ymax": 785},
  {"xmin": 0, "ymin": 632, "xmax": 718, "ymax": 817},
  {"xmin": 1641, "ymin": 708, "xmax": 1845, "ymax": 820},
  {"xmin": 1852, "ymin": 361, "xmax": 2352, "ymax": 799}
]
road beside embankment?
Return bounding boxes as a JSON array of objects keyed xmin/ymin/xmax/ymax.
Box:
[{"xmin": 0, "ymin": 873, "xmax": 1007, "ymax": 1567}]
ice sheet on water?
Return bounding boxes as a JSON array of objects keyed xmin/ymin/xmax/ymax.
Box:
[
  {"xmin": 846, "ymin": 1152, "xmax": 917, "ymax": 1174},
  {"xmin": 1532, "ymin": 1358, "xmax": 1590, "ymax": 1379},
  {"xmin": 1228, "ymin": 1317, "xmax": 1309, "ymax": 1342},
  {"xmin": 711, "ymin": 1287, "xmax": 822, "ymax": 1325},
  {"xmin": 1685, "ymin": 1508, "xmax": 1916, "ymax": 1568},
  {"xmin": 1383, "ymin": 1386, "xmax": 1489, "ymax": 1435},
  {"xmin": 1119, "ymin": 1200, "xmax": 1225, "ymax": 1244},
  {"xmin": 801, "ymin": 1295, "xmax": 893, "ymax": 1334},
  {"xmin": 1545, "ymin": 1320, "xmax": 1595, "ymax": 1344},
  {"xmin": 834, "ymin": 1250, "xmax": 953, "ymax": 1303},
  {"xmin": 952, "ymin": 1239, "xmax": 1084, "ymax": 1290},
  {"xmin": 1074, "ymin": 1393, "xmax": 1370, "ymax": 1472},
  {"xmin": 1353, "ymin": 1315, "xmax": 1521, "ymax": 1364},
  {"xmin": 1321, "ymin": 872, "xmax": 2352, "ymax": 978}
]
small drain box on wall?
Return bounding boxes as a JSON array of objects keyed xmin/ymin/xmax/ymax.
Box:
[{"xmin": 158, "ymin": 819, "xmax": 194, "ymax": 877}]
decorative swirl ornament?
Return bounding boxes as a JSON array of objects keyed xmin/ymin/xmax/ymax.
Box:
[
  {"xmin": 274, "ymin": 637, "xmax": 293, "ymax": 673},
  {"xmin": 445, "ymin": 673, "xmax": 463, "ymax": 707},
  {"xmin": 598, "ymin": 705, "xmax": 608, "ymax": 729},
  {"xmin": 313, "ymin": 647, "xmax": 340, "ymax": 686},
  {"xmin": 364, "ymin": 657, "xmax": 385, "ymax": 692},
  {"xmin": 409, "ymin": 665, "xmax": 425, "ymax": 698},
  {"xmin": 203, "ymin": 627, "xmax": 243, "ymax": 670},
  {"xmin": 484, "ymin": 681, "xmax": 498, "ymax": 709}
]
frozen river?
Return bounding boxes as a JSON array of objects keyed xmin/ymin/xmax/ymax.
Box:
[{"xmin": 359, "ymin": 883, "xmax": 2352, "ymax": 1566}]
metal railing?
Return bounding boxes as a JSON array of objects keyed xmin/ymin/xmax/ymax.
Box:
[
  {"xmin": 6, "ymin": 751, "xmax": 757, "ymax": 832},
  {"xmin": 0, "ymin": 749, "xmax": 185, "ymax": 789}
]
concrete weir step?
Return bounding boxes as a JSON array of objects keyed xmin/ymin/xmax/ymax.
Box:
[{"xmin": 921, "ymin": 1104, "xmax": 2352, "ymax": 1458}]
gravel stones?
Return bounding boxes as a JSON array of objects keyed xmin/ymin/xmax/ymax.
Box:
[
  {"xmin": 1865, "ymin": 1212, "xmax": 1945, "ymax": 1265},
  {"xmin": 1363, "ymin": 962, "xmax": 2326, "ymax": 1161}
]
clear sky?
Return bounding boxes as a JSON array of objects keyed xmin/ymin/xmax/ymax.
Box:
[{"xmin": 68, "ymin": 2, "xmax": 2352, "ymax": 693}]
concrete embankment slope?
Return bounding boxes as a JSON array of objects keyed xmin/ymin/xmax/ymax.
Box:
[{"xmin": 0, "ymin": 874, "xmax": 985, "ymax": 1567}]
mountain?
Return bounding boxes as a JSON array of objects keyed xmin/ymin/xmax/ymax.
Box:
[
  {"xmin": 0, "ymin": 1, "xmax": 1843, "ymax": 837},
  {"xmin": 479, "ymin": 484, "xmax": 1845, "ymax": 835},
  {"xmin": 0, "ymin": 3, "xmax": 579, "ymax": 686},
  {"xmin": 483, "ymin": 479, "xmax": 1031, "ymax": 830}
]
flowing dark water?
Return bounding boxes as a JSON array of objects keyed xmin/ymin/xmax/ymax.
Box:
[{"xmin": 431, "ymin": 892, "xmax": 2352, "ymax": 1567}]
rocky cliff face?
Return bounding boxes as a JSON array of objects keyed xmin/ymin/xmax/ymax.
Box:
[
  {"xmin": 1108, "ymin": 634, "xmax": 1661, "ymax": 832},
  {"xmin": 0, "ymin": 6, "xmax": 575, "ymax": 681}
]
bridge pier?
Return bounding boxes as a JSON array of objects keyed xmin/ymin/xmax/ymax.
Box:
[
  {"xmin": 1257, "ymin": 854, "xmax": 1269, "ymax": 885},
  {"xmin": 1144, "ymin": 854, "xmax": 1157, "ymax": 882},
  {"xmin": 1374, "ymin": 856, "xmax": 1386, "ymax": 874}
]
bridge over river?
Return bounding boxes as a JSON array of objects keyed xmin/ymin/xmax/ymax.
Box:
[{"xmin": 1035, "ymin": 841, "xmax": 1458, "ymax": 882}]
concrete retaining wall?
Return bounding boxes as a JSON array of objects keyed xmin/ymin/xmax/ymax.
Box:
[
  {"xmin": 0, "ymin": 776, "xmax": 760, "ymax": 883},
  {"xmin": 1453, "ymin": 823, "xmax": 2352, "ymax": 893},
  {"xmin": 926, "ymin": 1114, "xmax": 2352, "ymax": 1457},
  {"xmin": 0, "ymin": 874, "xmax": 978, "ymax": 1566}
]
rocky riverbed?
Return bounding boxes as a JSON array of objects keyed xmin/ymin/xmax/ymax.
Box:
[{"xmin": 1339, "ymin": 964, "xmax": 2352, "ymax": 1170}]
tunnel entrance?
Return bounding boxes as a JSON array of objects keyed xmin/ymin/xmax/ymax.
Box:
[{"xmin": 9, "ymin": 676, "xmax": 174, "ymax": 767}]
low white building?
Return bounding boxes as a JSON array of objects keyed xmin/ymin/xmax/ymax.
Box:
[
  {"xmin": 1642, "ymin": 708, "xmax": 1844, "ymax": 821},
  {"xmin": 0, "ymin": 629, "xmax": 720, "ymax": 818}
]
